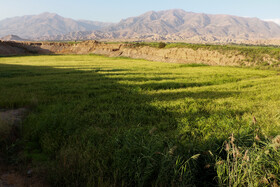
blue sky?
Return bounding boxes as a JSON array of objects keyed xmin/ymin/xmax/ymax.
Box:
[{"xmin": 1, "ymin": 0, "xmax": 280, "ymax": 22}]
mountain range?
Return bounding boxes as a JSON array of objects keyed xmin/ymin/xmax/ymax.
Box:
[
  {"xmin": 0, "ymin": 12, "xmax": 113, "ymax": 39},
  {"xmin": 1, "ymin": 9, "xmax": 280, "ymax": 42}
]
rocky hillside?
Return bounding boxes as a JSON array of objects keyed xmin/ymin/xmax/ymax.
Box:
[
  {"xmin": 47, "ymin": 9, "xmax": 280, "ymax": 42},
  {"xmin": 0, "ymin": 12, "xmax": 113, "ymax": 39},
  {"xmin": 107, "ymin": 9, "xmax": 280, "ymax": 38}
]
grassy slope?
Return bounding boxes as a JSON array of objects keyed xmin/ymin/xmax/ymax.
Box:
[{"xmin": 0, "ymin": 55, "xmax": 280, "ymax": 186}]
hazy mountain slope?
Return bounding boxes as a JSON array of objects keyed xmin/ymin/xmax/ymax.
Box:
[
  {"xmin": 0, "ymin": 35, "xmax": 28, "ymax": 41},
  {"xmin": 103, "ymin": 9, "xmax": 280, "ymax": 39},
  {"xmin": 0, "ymin": 12, "xmax": 113, "ymax": 39},
  {"xmin": 48, "ymin": 9, "xmax": 280, "ymax": 41},
  {"xmin": 264, "ymin": 19, "xmax": 280, "ymax": 26}
]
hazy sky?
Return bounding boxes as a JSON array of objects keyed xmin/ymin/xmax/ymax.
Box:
[{"xmin": 1, "ymin": 0, "xmax": 280, "ymax": 22}]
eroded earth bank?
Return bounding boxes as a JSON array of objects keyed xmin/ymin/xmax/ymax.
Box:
[{"xmin": 1, "ymin": 40, "xmax": 279, "ymax": 67}]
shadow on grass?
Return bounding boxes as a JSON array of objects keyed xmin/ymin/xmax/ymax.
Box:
[
  {"xmin": 136, "ymin": 82, "xmax": 213, "ymax": 90},
  {"xmin": 149, "ymin": 90, "xmax": 239, "ymax": 102},
  {"xmin": 0, "ymin": 62, "xmax": 242, "ymax": 186}
]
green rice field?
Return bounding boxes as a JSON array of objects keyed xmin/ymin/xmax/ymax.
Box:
[{"xmin": 0, "ymin": 55, "xmax": 280, "ymax": 186}]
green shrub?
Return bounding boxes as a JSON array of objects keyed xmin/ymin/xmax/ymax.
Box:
[{"xmin": 158, "ymin": 42, "xmax": 166, "ymax": 48}]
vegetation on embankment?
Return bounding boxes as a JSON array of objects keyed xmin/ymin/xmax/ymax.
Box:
[
  {"xmin": 0, "ymin": 55, "xmax": 280, "ymax": 186},
  {"xmin": 1, "ymin": 40, "xmax": 280, "ymax": 68},
  {"xmin": 123, "ymin": 41, "xmax": 280, "ymax": 68}
]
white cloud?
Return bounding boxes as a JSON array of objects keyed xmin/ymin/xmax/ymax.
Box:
[{"xmin": 264, "ymin": 19, "xmax": 280, "ymax": 25}]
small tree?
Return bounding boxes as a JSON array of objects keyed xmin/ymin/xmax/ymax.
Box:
[{"xmin": 158, "ymin": 42, "xmax": 166, "ymax": 49}]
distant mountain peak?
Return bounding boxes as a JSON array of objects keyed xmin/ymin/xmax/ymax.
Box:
[
  {"xmin": 36, "ymin": 12, "xmax": 62, "ymax": 19},
  {"xmin": 39, "ymin": 12, "xmax": 56, "ymax": 15}
]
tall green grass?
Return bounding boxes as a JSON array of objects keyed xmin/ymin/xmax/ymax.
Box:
[{"xmin": 0, "ymin": 55, "xmax": 280, "ymax": 185}]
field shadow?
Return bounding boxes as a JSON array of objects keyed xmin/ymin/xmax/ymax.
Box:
[
  {"xmin": 0, "ymin": 62, "xmax": 180, "ymax": 129},
  {"xmin": 0, "ymin": 62, "xmax": 243, "ymax": 186},
  {"xmin": 137, "ymin": 81, "xmax": 213, "ymax": 90},
  {"xmin": 149, "ymin": 90, "xmax": 239, "ymax": 102}
]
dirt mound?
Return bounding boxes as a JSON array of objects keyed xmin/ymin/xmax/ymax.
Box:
[
  {"xmin": 0, "ymin": 41, "xmax": 27, "ymax": 56},
  {"xmin": 0, "ymin": 41, "xmax": 52, "ymax": 56}
]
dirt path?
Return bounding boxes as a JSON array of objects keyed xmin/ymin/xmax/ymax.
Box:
[
  {"xmin": 0, "ymin": 108, "xmax": 49, "ymax": 187},
  {"xmin": 0, "ymin": 167, "xmax": 47, "ymax": 187},
  {"xmin": 0, "ymin": 108, "xmax": 28, "ymax": 126}
]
